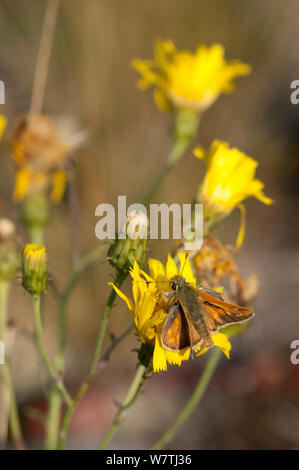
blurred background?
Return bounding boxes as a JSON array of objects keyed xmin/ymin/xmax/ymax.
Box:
[{"xmin": 0, "ymin": 0, "xmax": 299, "ymax": 449}]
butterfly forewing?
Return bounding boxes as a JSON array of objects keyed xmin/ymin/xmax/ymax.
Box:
[
  {"xmin": 161, "ymin": 303, "xmax": 190, "ymax": 351},
  {"xmin": 197, "ymin": 287, "xmax": 254, "ymax": 331}
]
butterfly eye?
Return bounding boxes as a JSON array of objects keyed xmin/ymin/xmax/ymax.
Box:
[{"xmin": 171, "ymin": 282, "xmax": 177, "ymax": 290}]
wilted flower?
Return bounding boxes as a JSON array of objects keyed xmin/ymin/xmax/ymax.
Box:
[
  {"xmin": 194, "ymin": 235, "xmax": 259, "ymax": 306},
  {"xmin": 22, "ymin": 243, "xmax": 48, "ymax": 295},
  {"xmin": 110, "ymin": 254, "xmax": 231, "ymax": 372},
  {"xmin": 194, "ymin": 140, "xmax": 273, "ymax": 221},
  {"xmin": 8, "ymin": 113, "xmax": 86, "ymax": 202},
  {"xmin": 133, "ymin": 41, "xmax": 251, "ymax": 113}
]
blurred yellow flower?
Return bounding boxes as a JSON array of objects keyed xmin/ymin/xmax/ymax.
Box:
[
  {"xmin": 195, "ymin": 140, "xmax": 273, "ymax": 220},
  {"xmin": 110, "ymin": 254, "xmax": 231, "ymax": 372},
  {"xmin": 133, "ymin": 41, "xmax": 251, "ymax": 112}
]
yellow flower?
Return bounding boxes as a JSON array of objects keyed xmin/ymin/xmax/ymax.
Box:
[
  {"xmin": 195, "ymin": 140, "xmax": 273, "ymax": 218},
  {"xmin": 110, "ymin": 254, "xmax": 231, "ymax": 372},
  {"xmin": 133, "ymin": 41, "xmax": 251, "ymax": 112},
  {"xmin": 22, "ymin": 243, "xmax": 48, "ymax": 295}
]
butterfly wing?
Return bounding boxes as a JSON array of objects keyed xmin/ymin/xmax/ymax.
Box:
[
  {"xmin": 197, "ymin": 287, "xmax": 254, "ymax": 332},
  {"xmin": 161, "ymin": 303, "xmax": 191, "ymax": 351}
]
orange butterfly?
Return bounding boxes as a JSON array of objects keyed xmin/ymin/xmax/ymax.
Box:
[{"xmin": 161, "ymin": 274, "xmax": 254, "ymax": 352}]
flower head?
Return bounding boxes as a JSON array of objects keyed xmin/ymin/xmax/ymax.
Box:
[
  {"xmin": 110, "ymin": 254, "xmax": 231, "ymax": 372},
  {"xmin": 22, "ymin": 243, "xmax": 48, "ymax": 295},
  {"xmin": 108, "ymin": 210, "xmax": 148, "ymax": 274},
  {"xmin": 194, "ymin": 235, "xmax": 259, "ymax": 306},
  {"xmin": 133, "ymin": 41, "xmax": 251, "ymax": 113},
  {"xmin": 195, "ymin": 140, "xmax": 273, "ymax": 219},
  {"xmin": 9, "ymin": 113, "xmax": 85, "ymax": 202}
]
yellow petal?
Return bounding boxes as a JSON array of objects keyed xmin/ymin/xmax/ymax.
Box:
[
  {"xmin": 235, "ymin": 203, "xmax": 246, "ymax": 248},
  {"xmin": 13, "ymin": 168, "xmax": 31, "ymax": 201},
  {"xmin": 193, "ymin": 146, "xmax": 207, "ymax": 161},
  {"xmin": 0, "ymin": 115, "xmax": 7, "ymax": 138},
  {"xmin": 153, "ymin": 335, "xmax": 168, "ymax": 372},
  {"xmin": 148, "ymin": 258, "xmax": 165, "ymax": 282},
  {"xmin": 154, "ymin": 88, "xmax": 170, "ymax": 112},
  {"xmin": 51, "ymin": 170, "xmax": 67, "ymax": 203},
  {"xmin": 212, "ymin": 333, "xmax": 231, "ymax": 358},
  {"xmin": 166, "ymin": 254, "xmax": 178, "ymax": 280},
  {"xmin": 108, "ymin": 282, "xmax": 134, "ymax": 312},
  {"xmin": 165, "ymin": 347, "xmax": 190, "ymax": 366}
]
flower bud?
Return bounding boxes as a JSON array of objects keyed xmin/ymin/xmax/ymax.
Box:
[
  {"xmin": 22, "ymin": 243, "xmax": 48, "ymax": 295},
  {"xmin": 108, "ymin": 210, "xmax": 148, "ymax": 273},
  {"xmin": 0, "ymin": 219, "xmax": 19, "ymax": 281}
]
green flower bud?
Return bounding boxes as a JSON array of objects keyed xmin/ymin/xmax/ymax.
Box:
[
  {"xmin": 108, "ymin": 210, "xmax": 148, "ymax": 274},
  {"xmin": 22, "ymin": 243, "xmax": 48, "ymax": 295},
  {"xmin": 0, "ymin": 219, "xmax": 20, "ymax": 281}
]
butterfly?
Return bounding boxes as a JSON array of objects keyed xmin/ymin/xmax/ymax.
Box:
[{"xmin": 161, "ymin": 274, "xmax": 254, "ymax": 352}]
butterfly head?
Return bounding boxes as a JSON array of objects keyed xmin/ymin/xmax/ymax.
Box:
[{"xmin": 170, "ymin": 274, "xmax": 188, "ymax": 291}]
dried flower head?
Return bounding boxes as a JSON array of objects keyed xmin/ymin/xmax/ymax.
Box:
[
  {"xmin": 9, "ymin": 113, "xmax": 86, "ymax": 202},
  {"xmin": 194, "ymin": 235, "xmax": 259, "ymax": 306}
]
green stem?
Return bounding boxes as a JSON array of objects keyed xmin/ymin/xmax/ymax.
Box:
[
  {"xmin": 32, "ymin": 294, "xmax": 71, "ymax": 406},
  {"xmin": 45, "ymin": 243, "xmax": 107, "ymax": 449},
  {"xmin": 0, "ymin": 281, "xmax": 8, "ymax": 341},
  {"xmin": 45, "ymin": 386, "xmax": 61, "ymax": 449},
  {"xmin": 0, "ymin": 281, "xmax": 24, "ymax": 450},
  {"xmin": 141, "ymin": 138, "xmax": 190, "ymax": 206},
  {"xmin": 151, "ymin": 348, "xmax": 222, "ymax": 450},
  {"xmin": 28, "ymin": 226, "xmax": 44, "ymax": 244},
  {"xmin": 98, "ymin": 364, "xmax": 147, "ymax": 450},
  {"xmin": 57, "ymin": 271, "xmax": 126, "ymax": 449}
]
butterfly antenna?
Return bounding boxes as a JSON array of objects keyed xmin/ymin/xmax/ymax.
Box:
[{"xmin": 179, "ymin": 252, "xmax": 189, "ymax": 276}]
